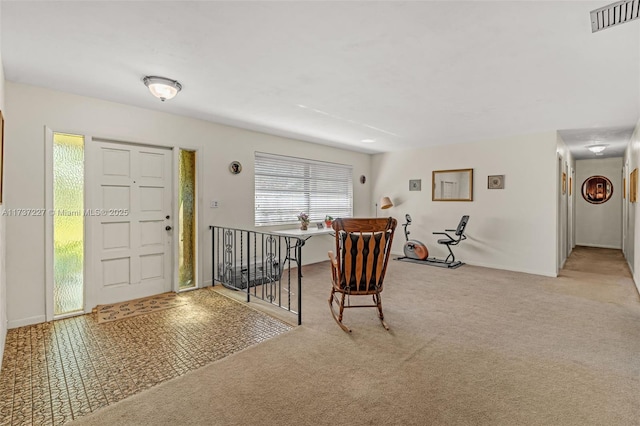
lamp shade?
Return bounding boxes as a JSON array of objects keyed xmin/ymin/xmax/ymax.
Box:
[
  {"xmin": 379, "ymin": 196, "xmax": 393, "ymax": 209},
  {"xmin": 143, "ymin": 76, "xmax": 182, "ymax": 101}
]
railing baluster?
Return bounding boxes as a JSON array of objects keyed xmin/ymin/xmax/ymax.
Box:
[
  {"xmin": 297, "ymin": 240, "xmax": 302, "ymax": 325},
  {"xmin": 278, "ymin": 236, "xmax": 283, "ymax": 308},
  {"xmin": 210, "ymin": 225, "xmax": 302, "ymax": 324}
]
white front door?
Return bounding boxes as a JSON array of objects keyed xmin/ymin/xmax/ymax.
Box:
[{"xmin": 90, "ymin": 140, "xmax": 173, "ymax": 306}]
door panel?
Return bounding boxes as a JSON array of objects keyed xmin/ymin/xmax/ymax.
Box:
[
  {"xmin": 92, "ymin": 141, "xmax": 172, "ymax": 306},
  {"xmin": 103, "ymin": 222, "xmax": 130, "ymax": 249},
  {"xmin": 140, "ymin": 186, "xmax": 163, "ymax": 211},
  {"xmin": 141, "ymin": 254, "xmax": 164, "ymax": 281},
  {"xmin": 140, "ymin": 220, "xmax": 163, "ymax": 246},
  {"xmin": 102, "ymin": 186, "xmax": 130, "ymax": 208}
]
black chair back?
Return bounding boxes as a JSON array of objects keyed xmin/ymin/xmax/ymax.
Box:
[{"xmin": 455, "ymin": 215, "xmax": 470, "ymax": 237}]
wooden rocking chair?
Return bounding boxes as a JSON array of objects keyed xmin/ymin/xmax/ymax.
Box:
[{"xmin": 328, "ymin": 217, "xmax": 397, "ymax": 332}]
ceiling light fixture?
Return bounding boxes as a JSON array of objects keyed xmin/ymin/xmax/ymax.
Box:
[
  {"xmin": 587, "ymin": 144, "xmax": 607, "ymax": 153},
  {"xmin": 143, "ymin": 76, "xmax": 182, "ymax": 101},
  {"xmin": 361, "ymin": 139, "xmax": 376, "ymax": 143}
]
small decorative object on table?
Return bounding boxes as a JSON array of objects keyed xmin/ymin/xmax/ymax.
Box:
[
  {"xmin": 325, "ymin": 215, "xmax": 333, "ymax": 228},
  {"xmin": 297, "ymin": 212, "xmax": 310, "ymax": 230}
]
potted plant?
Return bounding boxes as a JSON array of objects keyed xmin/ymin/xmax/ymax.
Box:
[
  {"xmin": 297, "ymin": 212, "xmax": 310, "ymax": 230},
  {"xmin": 325, "ymin": 215, "xmax": 333, "ymax": 228}
]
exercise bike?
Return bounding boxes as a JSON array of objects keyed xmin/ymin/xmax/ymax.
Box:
[
  {"xmin": 401, "ymin": 214, "xmax": 429, "ymax": 260},
  {"xmin": 397, "ymin": 214, "xmax": 470, "ymax": 269}
]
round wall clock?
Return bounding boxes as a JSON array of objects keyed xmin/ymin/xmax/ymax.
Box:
[{"xmin": 229, "ymin": 161, "xmax": 242, "ymax": 175}]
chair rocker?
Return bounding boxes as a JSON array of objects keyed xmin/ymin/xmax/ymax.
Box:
[
  {"xmin": 328, "ymin": 217, "xmax": 397, "ymax": 332},
  {"xmin": 431, "ymin": 215, "xmax": 469, "ymax": 268}
]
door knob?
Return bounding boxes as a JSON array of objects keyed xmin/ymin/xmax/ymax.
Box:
[{"xmin": 165, "ymin": 226, "xmax": 172, "ymax": 231}]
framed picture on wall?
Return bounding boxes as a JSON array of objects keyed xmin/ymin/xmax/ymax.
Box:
[
  {"xmin": 487, "ymin": 175, "xmax": 504, "ymax": 189},
  {"xmin": 631, "ymin": 169, "xmax": 638, "ymax": 203},
  {"xmin": 581, "ymin": 175, "xmax": 613, "ymax": 204},
  {"xmin": 569, "ymin": 177, "xmax": 572, "ymax": 196},
  {"xmin": 409, "ymin": 179, "xmax": 421, "ymax": 191}
]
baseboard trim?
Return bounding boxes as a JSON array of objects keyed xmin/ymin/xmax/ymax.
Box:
[
  {"xmin": 8, "ymin": 315, "xmax": 46, "ymax": 329},
  {"xmin": 575, "ymin": 243, "xmax": 622, "ymax": 250},
  {"xmin": 0, "ymin": 326, "xmax": 5, "ymax": 370},
  {"xmin": 464, "ymin": 260, "xmax": 557, "ymax": 278},
  {"xmin": 390, "ymin": 249, "xmax": 556, "ymax": 278}
]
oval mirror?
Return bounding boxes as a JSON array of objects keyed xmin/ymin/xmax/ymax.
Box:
[{"xmin": 581, "ymin": 175, "xmax": 613, "ymax": 204}]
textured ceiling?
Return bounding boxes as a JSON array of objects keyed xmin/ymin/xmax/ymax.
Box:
[
  {"xmin": 558, "ymin": 126, "xmax": 633, "ymax": 159},
  {"xmin": 2, "ymin": 1, "xmax": 639, "ymax": 154}
]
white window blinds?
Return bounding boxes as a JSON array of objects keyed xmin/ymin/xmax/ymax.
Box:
[{"xmin": 255, "ymin": 152, "xmax": 353, "ymax": 226}]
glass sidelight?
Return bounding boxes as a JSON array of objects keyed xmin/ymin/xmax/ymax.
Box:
[
  {"xmin": 53, "ymin": 133, "xmax": 84, "ymax": 315},
  {"xmin": 179, "ymin": 149, "xmax": 196, "ymax": 289}
]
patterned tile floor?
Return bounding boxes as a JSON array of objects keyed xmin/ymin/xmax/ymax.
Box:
[{"xmin": 0, "ymin": 288, "xmax": 293, "ymax": 425}]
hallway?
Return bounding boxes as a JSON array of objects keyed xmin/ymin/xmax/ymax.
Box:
[{"xmin": 558, "ymin": 246, "xmax": 638, "ymax": 308}]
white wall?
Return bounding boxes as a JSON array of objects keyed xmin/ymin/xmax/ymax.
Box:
[
  {"xmin": 0, "ymin": 1, "xmax": 7, "ymax": 369},
  {"xmin": 625, "ymin": 117, "xmax": 640, "ymax": 292},
  {"xmin": 574, "ymin": 158, "xmax": 623, "ymax": 249},
  {"xmin": 372, "ymin": 132, "xmax": 558, "ymax": 277},
  {"xmin": 5, "ymin": 82, "xmax": 371, "ymax": 327}
]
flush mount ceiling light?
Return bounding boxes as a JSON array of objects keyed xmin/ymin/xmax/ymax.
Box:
[
  {"xmin": 361, "ymin": 139, "xmax": 376, "ymax": 143},
  {"xmin": 587, "ymin": 144, "xmax": 607, "ymax": 153},
  {"xmin": 143, "ymin": 76, "xmax": 182, "ymax": 101}
]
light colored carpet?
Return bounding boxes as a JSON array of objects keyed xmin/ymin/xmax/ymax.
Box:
[{"xmin": 72, "ymin": 246, "xmax": 640, "ymax": 425}]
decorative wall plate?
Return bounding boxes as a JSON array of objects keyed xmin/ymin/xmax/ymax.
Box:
[
  {"xmin": 488, "ymin": 175, "xmax": 504, "ymax": 189},
  {"xmin": 229, "ymin": 161, "xmax": 242, "ymax": 174}
]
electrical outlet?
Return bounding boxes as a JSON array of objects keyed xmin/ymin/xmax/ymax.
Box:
[{"xmin": 210, "ymin": 200, "xmax": 219, "ymax": 208}]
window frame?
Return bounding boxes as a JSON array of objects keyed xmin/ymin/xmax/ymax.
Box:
[{"xmin": 254, "ymin": 152, "xmax": 354, "ymax": 227}]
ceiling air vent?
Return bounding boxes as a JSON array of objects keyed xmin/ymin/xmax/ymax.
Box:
[{"xmin": 591, "ymin": 0, "xmax": 640, "ymax": 32}]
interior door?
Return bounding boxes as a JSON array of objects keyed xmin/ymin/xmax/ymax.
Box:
[
  {"xmin": 91, "ymin": 140, "xmax": 173, "ymax": 306},
  {"xmin": 623, "ymin": 163, "xmax": 628, "ymax": 257}
]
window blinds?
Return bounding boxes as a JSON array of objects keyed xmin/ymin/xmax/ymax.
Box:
[{"xmin": 255, "ymin": 152, "xmax": 353, "ymax": 226}]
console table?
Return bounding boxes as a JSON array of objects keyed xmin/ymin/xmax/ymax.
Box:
[{"xmin": 272, "ymin": 227, "xmax": 334, "ymax": 279}]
